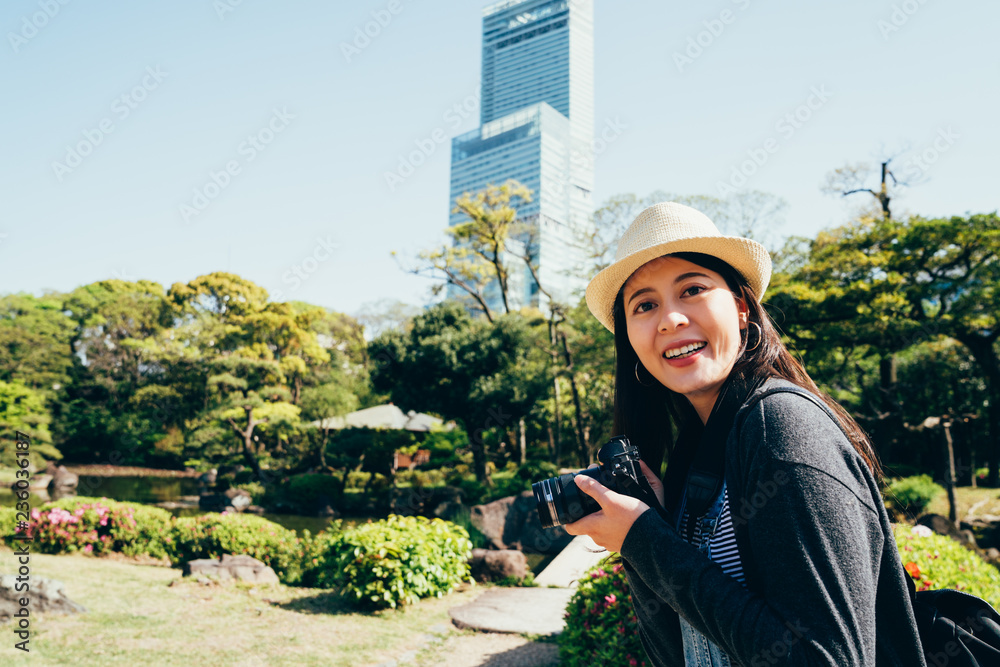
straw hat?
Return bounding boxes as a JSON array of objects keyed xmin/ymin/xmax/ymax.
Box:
[{"xmin": 585, "ymin": 202, "xmax": 772, "ymax": 332}]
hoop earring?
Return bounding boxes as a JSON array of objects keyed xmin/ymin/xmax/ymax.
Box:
[
  {"xmin": 634, "ymin": 361, "xmax": 654, "ymax": 386},
  {"xmin": 745, "ymin": 321, "xmax": 762, "ymax": 352}
]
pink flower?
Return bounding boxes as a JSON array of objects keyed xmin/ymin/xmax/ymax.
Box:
[
  {"xmin": 99, "ymin": 518, "xmax": 108, "ymax": 527},
  {"xmin": 31, "ymin": 509, "xmax": 40, "ymax": 519},
  {"xmin": 75, "ymin": 508, "xmax": 85, "ymax": 517},
  {"xmin": 605, "ymin": 594, "xmax": 617, "ymax": 605},
  {"xmin": 84, "ymin": 544, "xmax": 93, "ymax": 553},
  {"xmin": 629, "ymin": 658, "xmax": 638, "ymax": 666}
]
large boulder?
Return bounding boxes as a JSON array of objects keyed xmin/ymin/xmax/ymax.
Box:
[
  {"xmin": 199, "ymin": 488, "xmax": 252, "ymax": 513},
  {"xmin": 0, "ymin": 575, "xmax": 86, "ymax": 621},
  {"xmin": 47, "ymin": 465, "xmax": 78, "ymax": 493},
  {"xmin": 916, "ymin": 513, "xmax": 961, "ymax": 539},
  {"xmin": 469, "ymin": 548, "xmax": 529, "ymax": 583},
  {"xmin": 182, "ymin": 554, "xmax": 279, "ymax": 585},
  {"xmin": 470, "ymin": 491, "xmax": 571, "ymax": 555}
]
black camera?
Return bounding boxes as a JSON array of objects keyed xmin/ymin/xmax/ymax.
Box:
[{"xmin": 532, "ymin": 435, "xmax": 657, "ymax": 528}]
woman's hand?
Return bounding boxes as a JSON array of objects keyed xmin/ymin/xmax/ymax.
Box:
[
  {"xmin": 638, "ymin": 459, "xmax": 665, "ymax": 509},
  {"xmin": 563, "ymin": 475, "xmax": 651, "ymax": 553}
]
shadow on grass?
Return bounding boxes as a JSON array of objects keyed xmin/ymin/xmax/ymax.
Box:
[
  {"xmin": 476, "ymin": 635, "xmax": 560, "ymax": 667},
  {"xmin": 270, "ymin": 589, "xmax": 356, "ymax": 615}
]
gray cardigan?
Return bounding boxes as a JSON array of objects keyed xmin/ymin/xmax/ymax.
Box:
[{"xmin": 620, "ymin": 380, "xmax": 927, "ymax": 666}]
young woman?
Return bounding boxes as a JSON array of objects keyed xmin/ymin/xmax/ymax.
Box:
[{"xmin": 564, "ymin": 202, "xmax": 926, "ymax": 665}]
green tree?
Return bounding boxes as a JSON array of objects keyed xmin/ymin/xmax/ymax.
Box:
[
  {"xmin": 770, "ymin": 213, "xmax": 1000, "ymax": 485},
  {"xmin": 168, "ymin": 273, "xmax": 328, "ymax": 475},
  {"xmin": 369, "ymin": 302, "xmax": 547, "ymax": 483},
  {"xmin": 0, "ymin": 381, "xmax": 61, "ymax": 467},
  {"xmin": 407, "ymin": 180, "xmax": 533, "ymax": 321},
  {"xmin": 0, "ymin": 293, "xmax": 74, "ymax": 394}
]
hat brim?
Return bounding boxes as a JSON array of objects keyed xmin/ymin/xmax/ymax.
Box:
[{"xmin": 585, "ymin": 235, "xmax": 771, "ymax": 333}]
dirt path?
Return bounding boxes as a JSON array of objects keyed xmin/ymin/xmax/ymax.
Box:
[{"xmin": 414, "ymin": 629, "xmax": 559, "ymax": 667}]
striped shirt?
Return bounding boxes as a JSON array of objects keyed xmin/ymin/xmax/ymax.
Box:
[{"xmin": 679, "ymin": 487, "xmax": 747, "ymax": 588}]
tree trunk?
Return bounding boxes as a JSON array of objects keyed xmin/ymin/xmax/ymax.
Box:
[
  {"xmin": 942, "ymin": 420, "xmax": 958, "ymax": 524},
  {"xmin": 518, "ymin": 418, "xmax": 527, "ymax": 465},
  {"xmin": 318, "ymin": 428, "xmax": 331, "ymax": 471},
  {"xmin": 557, "ymin": 331, "xmax": 588, "ymax": 466},
  {"xmin": 955, "ymin": 334, "xmax": 1000, "ymax": 487},
  {"xmin": 470, "ymin": 434, "xmax": 490, "ymax": 485},
  {"xmin": 229, "ymin": 406, "xmax": 263, "ymax": 478}
]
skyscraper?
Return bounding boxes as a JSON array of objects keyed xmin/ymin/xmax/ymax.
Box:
[{"xmin": 449, "ymin": 0, "xmax": 594, "ymax": 314}]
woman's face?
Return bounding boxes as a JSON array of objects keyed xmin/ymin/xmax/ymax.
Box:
[{"xmin": 623, "ymin": 255, "xmax": 748, "ymax": 423}]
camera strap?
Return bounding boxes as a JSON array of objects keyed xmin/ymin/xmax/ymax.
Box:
[{"xmin": 682, "ymin": 373, "xmax": 764, "ymax": 541}]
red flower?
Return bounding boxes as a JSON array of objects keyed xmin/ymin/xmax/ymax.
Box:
[{"xmin": 904, "ymin": 562, "xmax": 921, "ymax": 579}]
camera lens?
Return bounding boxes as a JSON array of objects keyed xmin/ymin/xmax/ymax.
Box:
[{"xmin": 532, "ymin": 471, "xmax": 601, "ymax": 528}]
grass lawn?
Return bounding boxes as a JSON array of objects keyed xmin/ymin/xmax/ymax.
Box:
[
  {"xmin": 0, "ymin": 548, "xmax": 482, "ymax": 666},
  {"xmin": 925, "ymin": 485, "xmax": 1000, "ymax": 521}
]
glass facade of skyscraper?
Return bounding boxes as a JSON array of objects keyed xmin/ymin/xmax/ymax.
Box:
[{"xmin": 448, "ymin": 0, "xmax": 594, "ymax": 313}]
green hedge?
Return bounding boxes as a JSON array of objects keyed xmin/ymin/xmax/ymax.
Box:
[
  {"xmin": 894, "ymin": 523, "xmax": 1000, "ymax": 608},
  {"xmin": 309, "ymin": 514, "xmax": 472, "ymax": 610},
  {"xmin": 885, "ymin": 475, "xmax": 944, "ymax": 517},
  {"xmin": 167, "ymin": 512, "xmax": 307, "ymax": 585},
  {"xmin": 9, "ymin": 496, "xmax": 173, "ymax": 559}
]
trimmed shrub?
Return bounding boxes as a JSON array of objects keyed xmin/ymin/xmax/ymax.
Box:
[
  {"xmin": 0, "ymin": 506, "xmax": 20, "ymax": 539},
  {"xmin": 12, "ymin": 496, "xmax": 172, "ymax": 559},
  {"xmin": 885, "ymin": 475, "xmax": 944, "ymax": 517},
  {"xmin": 311, "ymin": 514, "xmax": 472, "ymax": 610},
  {"xmin": 167, "ymin": 512, "xmax": 306, "ymax": 585},
  {"xmin": 894, "ymin": 523, "xmax": 1000, "ymax": 608},
  {"xmin": 560, "ymin": 561, "xmax": 647, "ymax": 667}
]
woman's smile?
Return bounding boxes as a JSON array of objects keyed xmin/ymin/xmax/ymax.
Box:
[{"xmin": 624, "ymin": 255, "xmax": 747, "ymax": 421}]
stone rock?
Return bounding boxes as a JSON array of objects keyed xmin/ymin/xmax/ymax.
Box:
[
  {"xmin": 984, "ymin": 548, "xmax": 1000, "ymax": 566},
  {"xmin": 182, "ymin": 554, "xmax": 279, "ymax": 585},
  {"xmin": 224, "ymin": 488, "xmax": 252, "ymax": 511},
  {"xmin": 469, "ymin": 548, "xmax": 529, "ymax": 582},
  {"xmin": 470, "ymin": 491, "xmax": 571, "ymax": 555},
  {"xmin": 317, "ymin": 504, "xmax": 339, "ymax": 518},
  {"xmin": 0, "ymin": 575, "xmax": 86, "ymax": 621},
  {"xmin": 47, "ymin": 465, "xmax": 78, "ymax": 493},
  {"xmin": 916, "ymin": 514, "xmax": 961, "ymax": 539},
  {"xmin": 449, "ymin": 588, "xmax": 575, "ymax": 636},
  {"xmin": 957, "ymin": 529, "xmax": 979, "ymax": 549},
  {"xmin": 199, "ymin": 489, "xmax": 252, "ymax": 513},
  {"xmin": 433, "ymin": 501, "xmax": 464, "ymax": 521}
]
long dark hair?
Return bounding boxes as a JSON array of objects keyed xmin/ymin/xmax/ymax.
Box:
[{"xmin": 611, "ymin": 252, "xmax": 882, "ymax": 484}]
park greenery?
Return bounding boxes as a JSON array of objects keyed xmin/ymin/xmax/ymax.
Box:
[
  {"xmin": 2, "ymin": 497, "xmax": 472, "ymax": 610},
  {"xmin": 2, "ymin": 183, "xmax": 999, "ymax": 499}
]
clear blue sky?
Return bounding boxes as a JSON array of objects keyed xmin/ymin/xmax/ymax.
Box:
[{"xmin": 3, "ymin": 0, "xmax": 998, "ymax": 317}]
